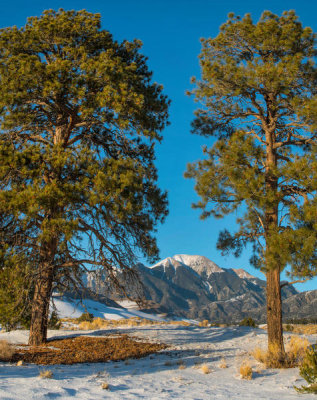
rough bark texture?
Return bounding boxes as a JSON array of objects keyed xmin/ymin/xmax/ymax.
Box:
[
  {"xmin": 266, "ymin": 267, "xmax": 285, "ymax": 354},
  {"xmin": 264, "ymin": 121, "xmax": 285, "ymax": 356},
  {"xmin": 28, "ymin": 239, "xmax": 56, "ymax": 346}
]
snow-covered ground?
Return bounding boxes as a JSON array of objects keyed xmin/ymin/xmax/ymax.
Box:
[
  {"xmin": 51, "ymin": 295, "xmax": 165, "ymax": 321},
  {"xmin": 1, "ymin": 323, "xmax": 316, "ymax": 399}
]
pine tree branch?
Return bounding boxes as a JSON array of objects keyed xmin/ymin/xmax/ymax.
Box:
[{"xmin": 280, "ymin": 278, "xmax": 309, "ymax": 288}]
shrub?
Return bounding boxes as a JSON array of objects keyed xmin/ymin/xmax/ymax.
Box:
[
  {"xmin": 252, "ymin": 336, "xmax": 310, "ymax": 368},
  {"xmin": 239, "ymin": 317, "xmax": 257, "ymax": 328},
  {"xmin": 48, "ymin": 311, "xmax": 61, "ymax": 330},
  {"xmin": 239, "ymin": 362, "xmax": 253, "ymax": 380},
  {"xmin": 201, "ymin": 364, "xmax": 211, "ymax": 374},
  {"xmin": 39, "ymin": 369, "xmax": 53, "ymax": 379},
  {"xmin": 101, "ymin": 382, "xmax": 110, "ymax": 390},
  {"xmin": 286, "ymin": 336, "xmax": 310, "ymax": 365},
  {"xmin": 199, "ymin": 320, "xmax": 209, "ymax": 327},
  {"xmin": 77, "ymin": 312, "xmax": 94, "ymax": 323},
  {"xmin": 0, "ymin": 340, "xmax": 14, "ymax": 361},
  {"xmin": 219, "ymin": 358, "xmax": 227, "ymax": 368},
  {"xmin": 284, "ymin": 324, "xmax": 294, "ymax": 332},
  {"xmin": 295, "ymin": 346, "xmax": 317, "ymax": 394}
]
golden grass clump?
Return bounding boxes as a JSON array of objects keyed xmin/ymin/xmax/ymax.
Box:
[
  {"xmin": 178, "ymin": 364, "xmax": 186, "ymax": 370},
  {"xmin": 219, "ymin": 358, "xmax": 228, "ymax": 368},
  {"xmin": 252, "ymin": 347, "xmax": 267, "ymax": 365},
  {"xmin": 286, "ymin": 336, "xmax": 310, "ymax": 364},
  {"xmin": 101, "ymin": 382, "xmax": 110, "ymax": 390},
  {"xmin": 200, "ymin": 364, "xmax": 212, "ymax": 374},
  {"xmin": 239, "ymin": 362, "xmax": 253, "ymax": 380},
  {"xmin": 168, "ymin": 320, "xmax": 192, "ymax": 327},
  {"xmin": 252, "ymin": 336, "xmax": 310, "ymax": 368},
  {"xmin": 39, "ymin": 369, "xmax": 53, "ymax": 379},
  {"xmin": 0, "ymin": 340, "xmax": 14, "ymax": 361},
  {"xmin": 198, "ymin": 320, "xmax": 209, "ymax": 328}
]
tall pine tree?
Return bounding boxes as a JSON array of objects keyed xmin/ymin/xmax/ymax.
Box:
[
  {"xmin": 0, "ymin": 9, "xmax": 169, "ymax": 345},
  {"xmin": 186, "ymin": 10, "xmax": 317, "ymax": 360}
]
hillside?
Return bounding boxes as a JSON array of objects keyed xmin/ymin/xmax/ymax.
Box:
[{"xmin": 83, "ymin": 254, "xmax": 317, "ymax": 323}]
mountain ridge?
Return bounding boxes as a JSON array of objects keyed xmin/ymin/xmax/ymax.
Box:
[{"xmin": 84, "ymin": 254, "xmax": 316, "ymax": 323}]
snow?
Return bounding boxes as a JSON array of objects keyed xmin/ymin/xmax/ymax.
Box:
[
  {"xmin": 152, "ymin": 254, "xmax": 224, "ymax": 275},
  {"xmin": 233, "ymin": 269, "xmax": 255, "ymax": 280},
  {"xmin": 173, "ymin": 254, "xmax": 224, "ymax": 274},
  {"xmin": 51, "ymin": 295, "xmax": 165, "ymax": 322},
  {"xmin": 1, "ymin": 324, "xmax": 316, "ymax": 399}
]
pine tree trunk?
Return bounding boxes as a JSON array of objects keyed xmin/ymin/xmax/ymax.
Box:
[
  {"xmin": 266, "ymin": 267, "xmax": 285, "ymax": 356},
  {"xmin": 28, "ymin": 239, "xmax": 56, "ymax": 346},
  {"xmin": 263, "ymin": 119, "xmax": 285, "ymax": 359}
]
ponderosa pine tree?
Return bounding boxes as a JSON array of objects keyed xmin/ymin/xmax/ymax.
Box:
[
  {"xmin": 186, "ymin": 11, "xmax": 317, "ymax": 361},
  {"xmin": 0, "ymin": 9, "xmax": 169, "ymax": 345}
]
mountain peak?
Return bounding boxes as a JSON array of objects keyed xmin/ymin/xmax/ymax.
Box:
[
  {"xmin": 232, "ymin": 268, "xmax": 255, "ymax": 280},
  {"xmin": 172, "ymin": 254, "xmax": 223, "ymax": 274}
]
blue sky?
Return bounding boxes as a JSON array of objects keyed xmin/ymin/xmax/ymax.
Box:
[{"xmin": 1, "ymin": 0, "xmax": 317, "ymax": 292}]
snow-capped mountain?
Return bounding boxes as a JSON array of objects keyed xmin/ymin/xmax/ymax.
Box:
[{"xmin": 84, "ymin": 254, "xmax": 310, "ymax": 323}]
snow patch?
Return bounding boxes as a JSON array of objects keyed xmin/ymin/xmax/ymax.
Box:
[
  {"xmin": 51, "ymin": 295, "xmax": 164, "ymax": 321},
  {"xmin": 232, "ymin": 268, "xmax": 255, "ymax": 280}
]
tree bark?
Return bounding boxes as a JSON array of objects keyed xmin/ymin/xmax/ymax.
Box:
[
  {"xmin": 266, "ymin": 267, "xmax": 285, "ymax": 355},
  {"xmin": 28, "ymin": 238, "xmax": 56, "ymax": 346},
  {"xmin": 264, "ymin": 120, "xmax": 285, "ymax": 358}
]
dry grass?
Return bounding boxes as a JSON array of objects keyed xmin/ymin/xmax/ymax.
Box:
[
  {"xmin": 178, "ymin": 364, "xmax": 186, "ymax": 370},
  {"xmin": 0, "ymin": 340, "xmax": 14, "ymax": 361},
  {"xmin": 10, "ymin": 335, "xmax": 167, "ymax": 365},
  {"xmin": 239, "ymin": 362, "xmax": 253, "ymax": 380},
  {"xmin": 218, "ymin": 358, "xmax": 228, "ymax": 369},
  {"xmin": 101, "ymin": 382, "xmax": 110, "ymax": 390},
  {"xmin": 200, "ymin": 364, "xmax": 212, "ymax": 374},
  {"xmin": 39, "ymin": 369, "xmax": 53, "ymax": 379},
  {"xmin": 198, "ymin": 320, "xmax": 209, "ymax": 328},
  {"xmin": 75, "ymin": 317, "xmax": 194, "ymax": 331},
  {"xmin": 284, "ymin": 324, "xmax": 317, "ymax": 335},
  {"xmin": 252, "ymin": 336, "xmax": 310, "ymax": 368}
]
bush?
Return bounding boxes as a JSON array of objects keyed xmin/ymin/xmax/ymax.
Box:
[
  {"xmin": 39, "ymin": 369, "xmax": 53, "ymax": 379},
  {"xmin": 295, "ymin": 346, "xmax": 317, "ymax": 394},
  {"xmin": 239, "ymin": 362, "xmax": 253, "ymax": 380},
  {"xmin": 0, "ymin": 260, "xmax": 33, "ymax": 331},
  {"xmin": 199, "ymin": 320, "xmax": 209, "ymax": 327},
  {"xmin": 0, "ymin": 340, "xmax": 14, "ymax": 361},
  {"xmin": 239, "ymin": 317, "xmax": 257, "ymax": 328},
  {"xmin": 48, "ymin": 311, "xmax": 61, "ymax": 330},
  {"xmin": 252, "ymin": 336, "xmax": 310, "ymax": 368},
  {"xmin": 77, "ymin": 312, "xmax": 94, "ymax": 323},
  {"xmin": 200, "ymin": 364, "xmax": 211, "ymax": 374},
  {"xmin": 284, "ymin": 324, "xmax": 294, "ymax": 332}
]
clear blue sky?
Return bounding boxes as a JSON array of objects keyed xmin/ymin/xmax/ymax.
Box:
[{"xmin": 1, "ymin": 0, "xmax": 317, "ymax": 292}]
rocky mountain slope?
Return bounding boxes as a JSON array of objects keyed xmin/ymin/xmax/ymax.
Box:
[{"xmin": 85, "ymin": 254, "xmax": 316, "ymax": 323}]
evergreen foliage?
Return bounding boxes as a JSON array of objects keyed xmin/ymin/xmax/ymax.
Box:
[
  {"xmin": 239, "ymin": 317, "xmax": 257, "ymax": 328},
  {"xmin": 186, "ymin": 10, "xmax": 317, "ymax": 355},
  {"xmin": 0, "ymin": 214, "xmax": 34, "ymax": 330},
  {"xmin": 48, "ymin": 311, "xmax": 61, "ymax": 330},
  {"xmin": 77, "ymin": 312, "xmax": 94, "ymax": 323},
  {"xmin": 295, "ymin": 346, "xmax": 317, "ymax": 393},
  {"xmin": 0, "ymin": 9, "xmax": 169, "ymax": 344}
]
